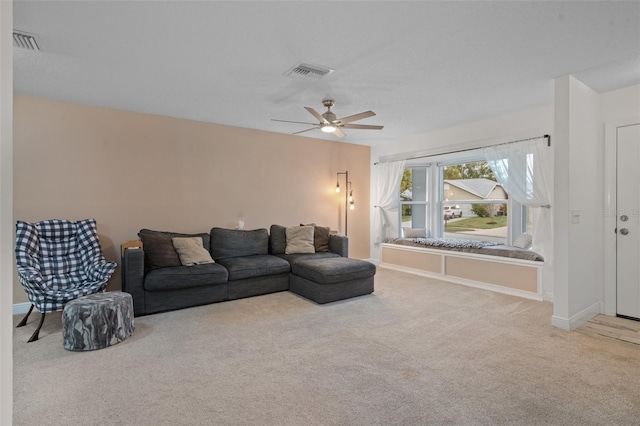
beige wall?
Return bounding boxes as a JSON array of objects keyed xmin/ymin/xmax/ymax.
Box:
[{"xmin": 13, "ymin": 95, "xmax": 370, "ymax": 304}]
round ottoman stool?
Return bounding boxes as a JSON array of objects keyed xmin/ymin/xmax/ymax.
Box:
[{"xmin": 62, "ymin": 291, "xmax": 135, "ymax": 351}]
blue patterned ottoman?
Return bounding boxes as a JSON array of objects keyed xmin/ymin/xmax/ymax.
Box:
[{"xmin": 62, "ymin": 292, "xmax": 135, "ymax": 351}]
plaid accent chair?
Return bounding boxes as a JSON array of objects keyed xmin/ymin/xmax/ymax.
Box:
[{"xmin": 15, "ymin": 218, "xmax": 117, "ymax": 342}]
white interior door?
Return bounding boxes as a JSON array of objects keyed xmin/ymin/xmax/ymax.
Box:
[{"xmin": 616, "ymin": 124, "xmax": 640, "ymax": 319}]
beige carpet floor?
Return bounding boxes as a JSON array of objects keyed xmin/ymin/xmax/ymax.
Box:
[{"xmin": 13, "ymin": 268, "xmax": 640, "ymax": 426}]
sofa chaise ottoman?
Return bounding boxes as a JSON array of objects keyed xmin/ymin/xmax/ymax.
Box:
[{"xmin": 290, "ymin": 257, "xmax": 376, "ymax": 304}]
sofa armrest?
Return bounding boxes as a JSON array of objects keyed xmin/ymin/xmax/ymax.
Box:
[
  {"xmin": 329, "ymin": 235, "xmax": 349, "ymax": 257},
  {"xmin": 121, "ymin": 241, "xmax": 145, "ymax": 316}
]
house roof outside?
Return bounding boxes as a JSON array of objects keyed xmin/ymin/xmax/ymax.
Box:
[{"xmin": 445, "ymin": 178, "xmax": 501, "ymax": 199}]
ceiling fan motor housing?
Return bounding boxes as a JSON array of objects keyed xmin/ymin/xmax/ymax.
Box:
[
  {"xmin": 322, "ymin": 111, "xmax": 337, "ymax": 122},
  {"xmin": 321, "ymin": 99, "xmax": 337, "ymax": 123}
]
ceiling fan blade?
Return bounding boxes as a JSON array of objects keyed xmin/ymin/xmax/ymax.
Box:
[
  {"xmin": 271, "ymin": 119, "xmax": 317, "ymax": 125},
  {"xmin": 341, "ymin": 124, "xmax": 384, "ymax": 130},
  {"xmin": 333, "ymin": 127, "xmax": 346, "ymax": 138},
  {"xmin": 292, "ymin": 127, "xmax": 319, "ymax": 135},
  {"xmin": 304, "ymin": 107, "xmax": 329, "ymax": 125},
  {"xmin": 335, "ymin": 111, "xmax": 375, "ymax": 125}
]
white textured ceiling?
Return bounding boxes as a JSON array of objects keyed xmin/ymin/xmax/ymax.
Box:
[{"xmin": 13, "ymin": 1, "xmax": 640, "ymax": 145}]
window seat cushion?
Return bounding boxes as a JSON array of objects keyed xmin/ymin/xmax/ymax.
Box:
[{"xmin": 384, "ymin": 237, "xmax": 543, "ymax": 262}]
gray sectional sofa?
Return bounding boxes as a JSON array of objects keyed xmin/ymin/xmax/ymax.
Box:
[{"xmin": 122, "ymin": 225, "xmax": 375, "ymax": 316}]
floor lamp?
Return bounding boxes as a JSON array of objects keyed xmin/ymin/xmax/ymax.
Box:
[{"xmin": 335, "ymin": 171, "xmax": 355, "ymax": 236}]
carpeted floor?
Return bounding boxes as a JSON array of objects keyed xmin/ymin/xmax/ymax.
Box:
[{"xmin": 13, "ymin": 268, "xmax": 640, "ymax": 425}]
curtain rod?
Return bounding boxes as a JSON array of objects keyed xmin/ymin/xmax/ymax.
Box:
[{"xmin": 374, "ymin": 134, "xmax": 550, "ymax": 165}]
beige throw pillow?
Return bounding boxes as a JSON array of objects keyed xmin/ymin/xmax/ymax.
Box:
[
  {"xmin": 513, "ymin": 233, "xmax": 533, "ymax": 249},
  {"xmin": 403, "ymin": 227, "xmax": 427, "ymax": 238},
  {"xmin": 171, "ymin": 237, "xmax": 215, "ymax": 266},
  {"xmin": 285, "ymin": 226, "xmax": 315, "ymax": 254}
]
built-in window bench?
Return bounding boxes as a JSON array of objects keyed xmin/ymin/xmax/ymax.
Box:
[{"xmin": 379, "ymin": 239, "xmax": 544, "ymax": 301}]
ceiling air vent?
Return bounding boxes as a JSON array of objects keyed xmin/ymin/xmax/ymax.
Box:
[
  {"xmin": 285, "ymin": 63, "xmax": 334, "ymax": 80},
  {"xmin": 13, "ymin": 31, "xmax": 41, "ymax": 51}
]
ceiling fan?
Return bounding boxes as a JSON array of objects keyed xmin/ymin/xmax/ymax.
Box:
[{"xmin": 272, "ymin": 99, "xmax": 383, "ymax": 138}]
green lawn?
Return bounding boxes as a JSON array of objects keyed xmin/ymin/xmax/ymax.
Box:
[
  {"xmin": 445, "ymin": 216, "xmax": 507, "ymax": 232},
  {"xmin": 403, "ymin": 215, "xmax": 507, "ymax": 233}
]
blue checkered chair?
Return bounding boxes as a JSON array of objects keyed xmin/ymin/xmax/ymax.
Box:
[{"xmin": 15, "ymin": 218, "xmax": 117, "ymax": 342}]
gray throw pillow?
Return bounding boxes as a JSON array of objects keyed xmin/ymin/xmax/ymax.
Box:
[
  {"xmin": 285, "ymin": 226, "xmax": 315, "ymax": 254},
  {"xmin": 137, "ymin": 232, "xmax": 181, "ymax": 272}
]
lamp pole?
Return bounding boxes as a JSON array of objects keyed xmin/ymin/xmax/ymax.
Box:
[{"xmin": 336, "ymin": 171, "xmax": 349, "ymax": 236}]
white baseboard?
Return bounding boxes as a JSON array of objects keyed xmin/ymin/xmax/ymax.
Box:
[
  {"xmin": 13, "ymin": 302, "xmax": 31, "ymax": 315},
  {"xmin": 379, "ymin": 263, "xmax": 544, "ymax": 302},
  {"xmin": 551, "ymin": 301, "xmax": 602, "ymax": 331},
  {"xmin": 544, "ymin": 292, "xmax": 554, "ymax": 303},
  {"xmin": 551, "ymin": 315, "xmax": 571, "ymax": 331}
]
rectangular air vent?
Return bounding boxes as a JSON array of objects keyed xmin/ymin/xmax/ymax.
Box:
[
  {"xmin": 13, "ymin": 31, "xmax": 40, "ymax": 51},
  {"xmin": 285, "ymin": 63, "xmax": 334, "ymax": 79}
]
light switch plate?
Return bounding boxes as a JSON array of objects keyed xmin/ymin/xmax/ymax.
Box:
[{"xmin": 571, "ymin": 209, "xmax": 580, "ymax": 224}]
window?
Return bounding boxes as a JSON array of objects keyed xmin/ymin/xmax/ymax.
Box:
[
  {"xmin": 399, "ymin": 166, "xmax": 428, "ymax": 235},
  {"xmin": 442, "ymin": 161, "xmax": 508, "ymax": 244},
  {"xmin": 397, "ymin": 152, "xmax": 532, "ymax": 244}
]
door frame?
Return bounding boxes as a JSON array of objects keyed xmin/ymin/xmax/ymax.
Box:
[{"xmin": 604, "ymin": 118, "xmax": 640, "ymax": 316}]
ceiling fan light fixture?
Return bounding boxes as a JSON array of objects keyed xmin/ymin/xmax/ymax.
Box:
[{"xmin": 274, "ymin": 99, "xmax": 383, "ymax": 138}]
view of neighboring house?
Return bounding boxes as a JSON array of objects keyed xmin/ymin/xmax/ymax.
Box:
[{"xmin": 443, "ymin": 178, "xmax": 507, "ymax": 217}]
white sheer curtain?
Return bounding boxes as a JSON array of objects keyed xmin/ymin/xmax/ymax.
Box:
[
  {"xmin": 372, "ymin": 160, "xmax": 406, "ymax": 246},
  {"xmin": 482, "ymin": 137, "xmax": 553, "ymax": 262}
]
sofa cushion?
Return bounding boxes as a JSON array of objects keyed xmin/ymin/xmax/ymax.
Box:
[
  {"xmin": 275, "ymin": 252, "xmax": 340, "ymax": 266},
  {"xmin": 144, "ymin": 263, "xmax": 228, "ymax": 291},
  {"xmin": 285, "ymin": 226, "xmax": 315, "ymax": 254},
  {"xmin": 216, "ymin": 255, "xmax": 290, "ymax": 281},
  {"xmin": 210, "ymin": 228, "xmax": 268, "ymax": 260},
  {"xmin": 172, "ymin": 237, "xmax": 215, "ymax": 266},
  {"xmin": 292, "ymin": 258, "xmax": 376, "ymax": 285},
  {"xmin": 269, "ymin": 224, "xmax": 287, "ymax": 254}
]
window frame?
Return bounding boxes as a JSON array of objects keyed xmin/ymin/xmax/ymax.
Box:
[
  {"xmin": 397, "ymin": 150, "xmax": 529, "ymax": 244},
  {"xmin": 398, "ymin": 165, "xmax": 430, "ymax": 236}
]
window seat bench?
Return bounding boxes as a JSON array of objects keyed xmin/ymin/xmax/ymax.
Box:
[{"xmin": 380, "ymin": 238, "xmax": 544, "ymax": 300}]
